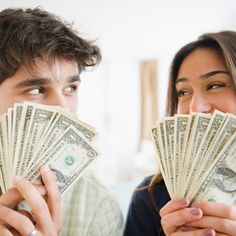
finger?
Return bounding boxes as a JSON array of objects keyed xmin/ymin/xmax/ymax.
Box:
[
  {"xmin": 0, "ymin": 188, "xmax": 23, "ymax": 208},
  {"xmin": 161, "ymin": 207, "xmax": 203, "ymax": 235},
  {"xmin": 0, "ymin": 184, "xmax": 46, "ymax": 209},
  {"xmin": 0, "ymin": 226, "xmax": 13, "ymax": 236},
  {"xmin": 0, "ymin": 204, "xmax": 35, "ymax": 236},
  {"xmin": 172, "ymin": 228, "xmax": 216, "ymax": 236},
  {"xmin": 186, "ymin": 216, "xmax": 236, "ymax": 235},
  {"xmin": 159, "ymin": 198, "xmax": 190, "ymax": 217},
  {"xmin": 18, "ymin": 210, "xmax": 36, "ymax": 224},
  {"xmin": 192, "ymin": 201, "xmax": 236, "ymax": 220},
  {"xmin": 13, "ymin": 176, "xmax": 54, "ymax": 231},
  {"xmin": 40, "ymin": 165, "xmax": 62, "ymax": 231}
]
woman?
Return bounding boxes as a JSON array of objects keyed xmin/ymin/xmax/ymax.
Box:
[{"xmin": 125, "ymin": 31, "xmax": 236, "ymax": 236}]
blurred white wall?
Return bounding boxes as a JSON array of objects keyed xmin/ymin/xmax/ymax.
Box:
[{"xmin": 1, "ymin": 0, "xmax": 236, "ymax": 185}]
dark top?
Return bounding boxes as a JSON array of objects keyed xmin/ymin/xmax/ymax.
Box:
[{"xmin": 124, "ymin": 176, "xmax": 170, "ymax": 236}]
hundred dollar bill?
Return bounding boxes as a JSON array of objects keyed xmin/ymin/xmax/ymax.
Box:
[{"xmin": 26, "ymin": 126, "xmax": 99, "ymax": 195}]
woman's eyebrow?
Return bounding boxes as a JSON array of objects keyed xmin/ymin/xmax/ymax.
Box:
[
  {"xmin": 176, "ymin": 70, "xmax": 229, "ymax": 85},
  {"xmin": 175, "ymin": 77, "xmax": 188, "ymax": 84},
  {"xmin": 199, "ymin": 70, "xmax": 229, "ymax": 79}
]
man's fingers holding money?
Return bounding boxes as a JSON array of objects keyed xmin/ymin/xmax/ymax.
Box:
[
  {"xmin": 40, "ymin": 165, "xmax": 62, "ymax": 232},
  {"xmin": 0, "ymin": 188, "xmax": 23, "ymax": 208},
  {"xmin": 13, "ymin": 174, "xmax": 59, "ymax": 235},
  {"xmin": 0, "ymin": 203, "xmax": 35, "ymax": 236}
]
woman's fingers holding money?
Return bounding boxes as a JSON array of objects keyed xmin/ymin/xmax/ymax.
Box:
[
  {"xmin": 185, "ymin": 201, "xmax": 236, "ymax": 235},
  {"xmin": 192, "ymin": 201, "xmax": 236, "ymax": 220},
  {"xmin": 160, "ymin": 198, "xmax": 190, "ymax": 216},
  {"xmin": 40, "ymin": 165, "xmax": 62, "ymax": 232},
  {"xmin": 171, "ymin": 228, "xmax": 217, "ymax": 236},
  {"xmin": 160, "ymin": 199, "xmax": 203, "ymax": 235}
]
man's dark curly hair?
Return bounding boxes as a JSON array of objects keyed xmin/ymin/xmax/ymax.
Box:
[{"xmin": 0, "ymin": 7, "xmax": 101, "ymax": 82}]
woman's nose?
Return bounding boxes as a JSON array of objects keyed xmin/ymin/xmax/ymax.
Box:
[{"xmin": 189, "ymin": 92, "xmax": 214, "ymax": 114}]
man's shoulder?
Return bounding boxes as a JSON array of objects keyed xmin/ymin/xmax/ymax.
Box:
[{"xmin": 62, "ymin": 169, "xmax": 115, "ymax": 200}]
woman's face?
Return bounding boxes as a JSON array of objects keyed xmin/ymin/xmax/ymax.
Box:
[{"xmin": 176, "ymin": 47, "xmax": 236, "ymax": 115}]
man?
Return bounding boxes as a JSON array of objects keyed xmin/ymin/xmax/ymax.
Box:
[{"xmin": 0, "ymin": 7, "xmax": 124, "ymax": 235}]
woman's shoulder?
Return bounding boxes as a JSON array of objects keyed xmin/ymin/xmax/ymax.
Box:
[{"xmin": 131, "ymin": 175, "xmax": 170, "ymax": 210}]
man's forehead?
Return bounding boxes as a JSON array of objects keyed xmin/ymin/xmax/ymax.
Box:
[{"xmin": 17, "ymin": 59, "xmax": 79, "ymax": 82}]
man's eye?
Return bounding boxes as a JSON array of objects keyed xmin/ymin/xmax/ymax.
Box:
[
  {"xmin": 207, "ymin": 82, "xmax": 226, "ymax": 90},
  {"xmin": 176, "ymin": 89, "xmax": 190, "ymax": 97},
  {"xmin": 27, "ymin": 87, "xmax": 44, "ymax": 95},
  {"xmin": 64, "ymin": 85, "xmax": 77, "ymax": 93}
]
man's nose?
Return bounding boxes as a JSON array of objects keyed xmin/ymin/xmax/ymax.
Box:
[
  {"xmin": 45, "ymin": 92, "xmax": 67, "ymax": 108},
  {"xmin": 189, "ymin": 92, "xmax": 214, "ymax": 114}
]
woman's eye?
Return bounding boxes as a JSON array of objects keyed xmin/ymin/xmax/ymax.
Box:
[
  {"xmin": 207, "ymin": 82, "xmax": 226, "ymax": 90},
  {"xmin": 176, "ymin": 90, "xmax": 190, "ymax": 97},
  {"xmin": 27, "ymin": 87, "xmax": 44, "ymax": 95}
]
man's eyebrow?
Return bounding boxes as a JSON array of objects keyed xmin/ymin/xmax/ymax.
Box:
[
  {"xmin": 14, "ymin": 75, "xmax": 81, "ymax": 88},
  {"xmin": 176, "ymin": 70, "xmax": 229, "ymax": 85},
  {"xmin": 67, "ymin": 75, "xmax": 81, "ymax": 83},
  {"xmin": 14, "ymin": 78, "xmax": 51, "ymax": 88}
]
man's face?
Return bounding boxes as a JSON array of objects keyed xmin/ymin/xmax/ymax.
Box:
[{"xmin": 0, "ymin": 59, "xmax": 80, "ymax": 115}]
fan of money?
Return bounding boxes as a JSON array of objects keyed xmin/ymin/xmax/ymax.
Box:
[
  {"xmin": 151, "ymin": 110, "xmax": 236, "ymax": 204},
  {"xmin": 0, "ymin": 102, "xmax": 99, "ymax": 195}
]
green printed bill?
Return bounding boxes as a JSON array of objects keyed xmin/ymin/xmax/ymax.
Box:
[
  {"xmin": 0, "ymin": 102, "xmax": 99, "ymax": 196},
  {"xmin": 151, "ymin": 110, "xmax": 236, "ymax": 204}
]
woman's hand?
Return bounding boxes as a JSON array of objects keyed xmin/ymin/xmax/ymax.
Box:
[
  {"xmin": 160, "ymin": 198, "xmax": 216, "ymax": 235},
  {"xmin": 0, "ymin": 165, "xmax": 62, "ymax": 236},
  {"xmin": 185, "ymin": 200, "xmax": 236, "ymax": 235}
]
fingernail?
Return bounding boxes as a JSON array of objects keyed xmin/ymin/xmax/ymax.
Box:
[
  {"xmin": 38, "ymin": 186, "xmax": 46, "ymax": 195},
  {"xmin": 178, "ymin": 198, "xmax": 189, "ymax": 206},
  {"xmin": 203, "ymin": 229, "xmax": 215, "ymax": 236},
  {"xmin": 13, "ymin": 176, "xmax": 23, "ymax": 185},
  {"xmin": 41, "ymin": 165, "xmax": 50, "ymax": 172},
  {"xmin": 191, "ymin": 207, "xmax": 202, "ymax": 216}
]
